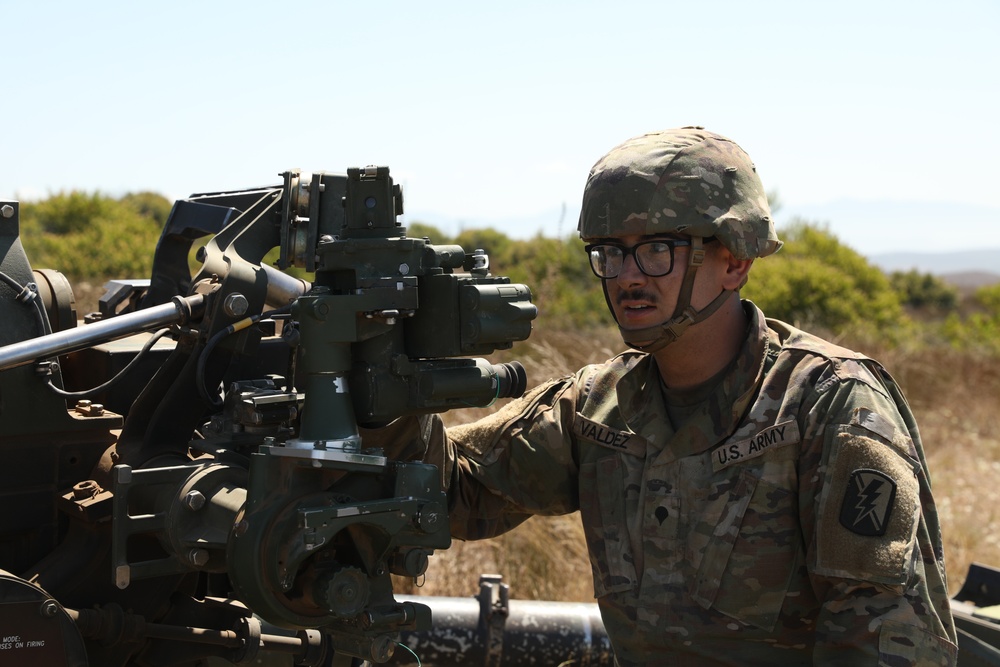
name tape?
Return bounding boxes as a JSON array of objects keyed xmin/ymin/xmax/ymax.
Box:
[
  {"xmin": 712, "ymin": 420, "xmax": 800, "ymax": 471},
  {"xmin": 574, "ymin": 414, "xmax": 644, "ymax": 456}
]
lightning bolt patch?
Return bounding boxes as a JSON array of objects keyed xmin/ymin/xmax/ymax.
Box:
[{"xmin": 839, "ymin": 469, "xmax": 897, "ymax": 537}]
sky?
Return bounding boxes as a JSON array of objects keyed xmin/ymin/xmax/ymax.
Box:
[{"xmin": 3, "ymin": 0, "xmax": 998, "ymax": 263}]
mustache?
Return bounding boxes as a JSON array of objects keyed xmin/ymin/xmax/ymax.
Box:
[{"xmin": 615, "ymin": 289, "xmax": 657, "ymax": 306}]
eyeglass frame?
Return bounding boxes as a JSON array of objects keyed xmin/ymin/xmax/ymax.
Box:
[{"xmin": 584, "ymin": 237, "xmax": 699, "ymax": 279}]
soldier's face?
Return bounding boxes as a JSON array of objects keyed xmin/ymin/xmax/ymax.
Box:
[{"xmin": 601, "ymin": 233, "xmax": 692, "ymax": 331}]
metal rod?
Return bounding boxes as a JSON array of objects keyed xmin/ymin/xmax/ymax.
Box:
[
  {"xmin": 0, "ymin": 294, "xmax": 204, "ymax": 372},
  {"xmin": 262, "ymin": 263, "xmax": 311, "ymax": 308},
  {"xmin": 66, "ymin": 607, "xmax": 314, "ymax": 654}
]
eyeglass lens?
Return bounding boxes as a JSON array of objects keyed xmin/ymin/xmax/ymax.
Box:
[{"xmin": 587, "ymin": 240, "xmax": 688, "ymax": 278}]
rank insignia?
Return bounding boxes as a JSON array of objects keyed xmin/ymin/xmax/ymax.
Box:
[{"xmin": 839, "ymin": 469, "xmax": 896, "ymax": 537}]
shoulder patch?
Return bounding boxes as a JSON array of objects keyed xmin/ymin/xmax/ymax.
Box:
[
  {"xmin": 814, "ymin": 431, "xmax": 919, "ymax": 589},
  {"xmin": 574, "ymin": 414, "xmax": 645, "ymax": 456},
  {"xmin": 839, "ymin": 469, "xmax": 897, "ymax": 537}
]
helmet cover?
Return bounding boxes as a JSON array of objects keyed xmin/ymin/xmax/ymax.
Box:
[{"xmin": 578, "ymin": 127, "xmax": 781, "ymax": 260}]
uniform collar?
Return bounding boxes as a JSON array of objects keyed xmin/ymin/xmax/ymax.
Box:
[{"xmin": 618, "ymin": 301, "xmax": 773, "ymax": 465}]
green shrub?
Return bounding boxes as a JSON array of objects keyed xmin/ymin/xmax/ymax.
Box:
[
  {"xmin": 744, "ymin": 221, "xmax": 907, "ymax": 340},
  {"xmin": 940, "ymin": 284, "xmax": 1000, "ymax": 354},
  {"xmin": 977, "ymin": 283, "xmax": 1000, "ymax": 312},
  {"xmin": 26, "ymin": 191, "xmax": 121, "ymax": 235},
  {"xmin": 19, "ymin": 191, "xmax": 163, "ymax": 280},
  {"xmin": 890, "ymin": 269, "xmax": 959, "ymax": 310},
  {"xmin": 121, "ymin": 191, "xmax": 174, "ymax": 228}
]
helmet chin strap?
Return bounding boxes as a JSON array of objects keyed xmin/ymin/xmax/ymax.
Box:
[{"xmin": 604, "ymin": 236, "xmax": 732, "ymax": 354}]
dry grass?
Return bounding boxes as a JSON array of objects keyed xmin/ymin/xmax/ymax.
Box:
[
  {"xmin": 397, "ymin": 327, "xmax": 1000, "ymax": 602},
  {"xmin": 874, "ymin": 344, "xmax": 1000, "ymax": 593}
]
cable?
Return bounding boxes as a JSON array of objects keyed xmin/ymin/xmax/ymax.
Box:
[
  {"xmin": 45, "ymin": 328, "xmax": 173, "ymax": 399},
  {"xmin": 0, "ymin": 269, "xmax": 52, "ymax": 336},
  {"xmin": 196, "ymin": 316, "xmax": 256, "ymax": 408},
  {"xmin": 196, "ymin": 304, "xmax": 294, "ymax": 408},
  {"xmin": 392, "ymin": 640, "xmax": 422, "ymax": 667}
]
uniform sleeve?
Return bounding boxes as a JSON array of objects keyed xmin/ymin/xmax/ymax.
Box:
[
  {"xmin": 797, "ymin": 370, "xmax": 957, "ymax": 665},
  {"xmin": 368, "ymin": 375, "xmax": 584, "ymax": 541}
]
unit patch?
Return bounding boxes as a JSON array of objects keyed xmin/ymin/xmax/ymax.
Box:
[
  {"xmin": 711, "ymin": 420, "xmax": 799, "ymax": 471},
  {"xmin": 839, "ymin": 469, "xmax": 897, "ymax": 537}
]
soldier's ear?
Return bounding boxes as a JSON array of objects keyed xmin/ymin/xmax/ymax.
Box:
[{"xmin": 717, "ymin": 246, "xmax": 753, "ymax": 291}]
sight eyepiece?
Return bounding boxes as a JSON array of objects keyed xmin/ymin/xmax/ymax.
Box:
[{"xmin": 492, "ymin": 360, "xmax": 527, "ymax": 399}]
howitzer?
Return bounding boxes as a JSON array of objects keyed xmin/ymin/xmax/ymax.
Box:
[{"xmin": 0, "ymin": 166, "xmax": 536, "ymax": 666}]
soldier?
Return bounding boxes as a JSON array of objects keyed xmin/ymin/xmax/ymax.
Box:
[{"xmin": 383, "ymin": 127, "xmax": 957, "ymax": 665}]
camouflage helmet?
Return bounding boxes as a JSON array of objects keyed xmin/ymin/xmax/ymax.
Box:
[{"xmin": 578, "ymin": 127, "xmax": 782, "ymax": 260}]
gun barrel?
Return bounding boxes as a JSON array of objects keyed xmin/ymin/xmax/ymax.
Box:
[{"xmin": 0, "ymin": 294, "xmax": 204, "ymax": 372}]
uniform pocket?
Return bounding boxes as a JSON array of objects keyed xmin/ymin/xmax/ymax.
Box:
[
  {"xmin": 878, "ymin": 620, "xmax": 957, "ymax": 666},
  {"xmin": 579, "ymin": 456, "xmax": 637, "ymax": 597},
  {"xmin": 692, "ymin": 471, "xmax": 799, "ymax": 631}
]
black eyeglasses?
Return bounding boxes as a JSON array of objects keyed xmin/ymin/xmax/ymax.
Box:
[{"xmin": 584, "ymin": 238, "xmax": 692, "ymax": 278}]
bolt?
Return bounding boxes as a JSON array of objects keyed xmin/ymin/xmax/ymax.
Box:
[
  {"xmin": 312, "ymin": 300, "xmax": 330, "ymax": 319},
  {"xmin": 1, "ymin": 204, "xmax": 13, "ymax": 219},
  {"xmin": 72, "ymin": 480, "xmax": 101, "ymax": 500},
  {"xmin": 223, "ymin": 293, "xmax": 249, "ymax": 318},
  {"xmin": 188, "ymin": 548, "xmax": 210, "ymax": 567},
  {"xmin": 35, "ymin": 361, "xmax": 58, "ymax": 377},
  {"xmin": 39, "ymin": 599, "xmax": 59, "ymax": 618},
  {"xmin": 184, "ymin": 490, "xmax": 207, "ymax": 511},
  {"xmin": 73, "ymin": 399, "xmax": 105, "ymax": 417}
]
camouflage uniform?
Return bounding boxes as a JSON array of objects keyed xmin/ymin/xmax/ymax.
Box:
[
  {"xmin": 378, "ymin": 127, "xmax": 956, "ymax": 664},
  {"xmin": 387, "ymin": 301, "xmax": 957, "ymax": 665}
]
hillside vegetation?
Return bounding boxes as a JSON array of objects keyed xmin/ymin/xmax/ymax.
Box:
[{"xmin": 14, "ymin": 190, "xmax": 1000, "ymax": 599}]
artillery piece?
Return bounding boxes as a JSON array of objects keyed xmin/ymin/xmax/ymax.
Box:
[{"xmin": 0, "ymin": 167, "xmax": 545, "ymax": 666}]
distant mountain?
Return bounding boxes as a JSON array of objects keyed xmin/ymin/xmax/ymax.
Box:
[
  {"xmin": 937, "ymin": 271, "xmax": 1000, "ymax": 289},
  {"xmin": 778, "ymin": 200, "xmax": 1000, "ymax": 257},
  {"xmin": 868, "ymin": 249, "xmax": 1000, "ymax": 282}
]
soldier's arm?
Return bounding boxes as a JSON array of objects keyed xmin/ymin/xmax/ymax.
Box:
[
  {"xmin": 798, "ymin": 376, "xmax": 957, "ymax": 665},
  {"xmin": 367, "ymin": 375, "xmax": 583, "ymax": 541}
]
